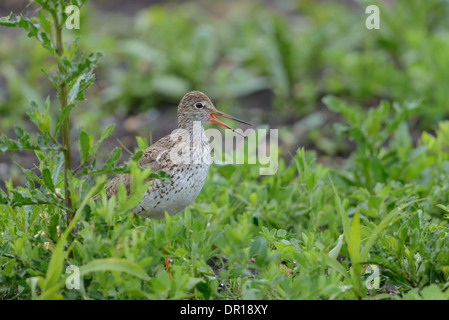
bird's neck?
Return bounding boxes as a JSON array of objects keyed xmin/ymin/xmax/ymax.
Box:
[
  {"xmin": 178, "ymin": 117, "xmax": 201, "ymax": 133},
  {"xmin": 176, "ymin": 117, "xmax": 210, "ymax": 165},
  {"xmin": 177, "ymin": 117, "xmax": 208, "ymax": 145}
]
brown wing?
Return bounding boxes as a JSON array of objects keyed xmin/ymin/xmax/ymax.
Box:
[
  {"xmin": 95, "ymin": 135, "xmax": 175, "ymax": 200},
  {"xmin": 138, "ymin": 135, "xmax": 173, "ymax": 170}
]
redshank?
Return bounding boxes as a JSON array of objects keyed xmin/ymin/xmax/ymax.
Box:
[{"xmin": 100, "ymin": 91, "xmax": 251, "ymax": 218}]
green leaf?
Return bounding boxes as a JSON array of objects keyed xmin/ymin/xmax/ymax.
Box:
[
  {"xmin": 28, "ymin": 100, "xmax": 51, "ymax": 134},
  {"xmin": 79, "ymin": 129, "xmax": 92, "ymax": 164},
  {"xmin": 100, "ymin": 124, "xmax": 115, "ymax": 141},
  {"xmin": 54, "ymin": 104, "xmax": 75, "ymax": 136},
  {"xmin": 4, "ymin": 14, "xmax": 56, "ymax": 55},
  {"xmin": 136, "ymin": 136, "xmax": 149, "ymax": 150},
  {"xmin": 75, "ymin": 147, "xmax": 132, "ymax": 176},
  {"xmin": 0, "ymin": 184, "xmax": 65, "ymax": 208},
  {"xmin": 359, "ymin": 201, "xmax": 417, "ymax": 262},
  {"xmin": 329, "ymin": 175, "xmax": 351, "ymax": 244},
  {"xmin": 130, "ymin": 150, "xmax": 143, "ymax": 162},
  {"xmin": 323, "ymin": 95, "xmax": 359, "ymax": 124},
  {"xmin": 90, "ymin": 124, "xmax": 115, "ymax": 155},
  {"xmin": 249, "ymin": 236, "xmax": 266, "ymax": 258},
  {"xmin": 436, "ymin": 204, "xmax": 449, "ymax": 213},
  {"xmin": 276, "ymin": 229, "xmax": 287, "ymax": 238},
  {"xmin": 48, "ymin": 213, "xmax": 60, "ymax": 242},
  {"xmin": 0, "ymin": 13, "xmax": 17, "ymax": 27},
  {"xmin": 52, "ymin": 152, "xmax": 64, "ymax": 187},
  {"xmin": 37, "ymin": 11, "xmax": 51, "ymax": 34},
  {"xmin": 26, "ymin": 276, "xmax": 46, "ymax": 300},
  {"xmin": 68, "ymin": 73, "xmax": 87, "ymax": 104},
  {"xmin": 0, "ymin": 131, "xmax": 62, "ymax": 153},
  {"xmin": 328, "ymin": 234, "xmax": 344, "ymax": 259},
  {"xmin": 105, "ymin": 148, "xmax": 122, "ymax": 168},
  {"xmin": 42, "ymin": 177, "xmax": 107, "ymax": 295},
  {"xmin": 79, "ymin": 258, "xmax": 150, "ymax": 281},
  {"xmin": 42, "ymin": 168, "xmax": 55, "ymax": 193},
  {"xmin": 323, "ymin": 254, "xmax": 348, "ymax": 277},
  {"xmin": 348, "ymin": 210, "xmax": 360, "ymax": 266}
]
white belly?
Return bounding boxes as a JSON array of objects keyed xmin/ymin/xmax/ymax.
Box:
[{"xmin": 133, "ymin": 162, "xmax": 210, "ymax": 219}]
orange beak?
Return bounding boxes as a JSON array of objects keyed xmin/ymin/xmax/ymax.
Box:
[{"xmin": 210, "ymin": 110, "xmax": 251, "ymax": 130}]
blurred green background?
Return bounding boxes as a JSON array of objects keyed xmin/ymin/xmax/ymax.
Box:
[{"xmin": 1, "ymin": 0, "xmax": 449, "ymax": 185}]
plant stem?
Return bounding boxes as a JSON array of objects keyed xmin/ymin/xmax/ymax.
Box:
[{"xmin": 53, "ymin": 9, "xmax": 73, "ymax": 223}]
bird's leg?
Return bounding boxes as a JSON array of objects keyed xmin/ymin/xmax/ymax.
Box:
[
  {"xmin": 162, "ymin": 245, "xmax": 172, "ymax": 281},
  {"xmin": 163, "ymin": 221, "xmax": 173, "ymax": 281}
]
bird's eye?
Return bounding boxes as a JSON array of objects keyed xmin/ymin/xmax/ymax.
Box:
[{"xmin": 194, "ymin": 102, "xmax": 204, "ymax": 109}]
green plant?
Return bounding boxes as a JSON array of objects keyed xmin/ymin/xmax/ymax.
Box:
[
  {"xmin": 0, "ymin": 0, "xmax": 100, "ymax": 220},
  {"xmin": 0, "ymin": 0, "xmax": 164, "ymax": 299},
  {"xmin": 1, "ymin": 0, "xmax": 449, "ymax": 301}
]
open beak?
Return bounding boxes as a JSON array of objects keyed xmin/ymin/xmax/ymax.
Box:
[{"xmin": 210, "ymin": 110, "xmax": 251, "ymax": 130}]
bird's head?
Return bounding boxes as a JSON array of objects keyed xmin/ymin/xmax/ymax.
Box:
[{"xmin": 178, "ymin": 91, "xmax": 251, "ymax": 131}]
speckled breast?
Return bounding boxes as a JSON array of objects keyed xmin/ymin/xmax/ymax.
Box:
[
  {"xmin": 134, "ymin": 163, "xmax": 209, "ymax": 219},
  {"xmin": 133, "ymin": 129, "xmax": 211, "ymax": 219}
]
